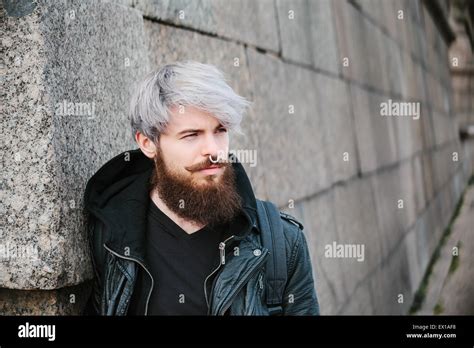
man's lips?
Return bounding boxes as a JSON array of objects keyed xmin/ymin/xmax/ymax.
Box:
[
  {"xmin": 200, "ymin": 164, "xmax": 221, "ymax": 170},
  {"xmin": 197, "ymin": 164, "xmax": 224, "ymax": 174}
]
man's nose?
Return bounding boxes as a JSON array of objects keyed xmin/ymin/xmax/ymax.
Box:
[{"xmin": 201, "ymin": 133, "xmax": 220, "ymax": 159}]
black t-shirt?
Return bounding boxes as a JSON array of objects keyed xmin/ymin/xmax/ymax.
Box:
[{"xmin": 129, "ymin": 199, "xmax": 232, "ymax": 315}]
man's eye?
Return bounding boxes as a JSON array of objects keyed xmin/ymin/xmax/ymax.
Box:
[
  {"xmin": 183, "ymin": 133, "xmax": 197, "ymax": 139},
  {"xmin": 218, "ymin": 128, "xmax": 227, "ymax": 133}
]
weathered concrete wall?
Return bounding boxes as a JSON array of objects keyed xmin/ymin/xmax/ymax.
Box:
[{"xmin": 1, "ymin": 0, "xmax": 473, "ymax": 314}]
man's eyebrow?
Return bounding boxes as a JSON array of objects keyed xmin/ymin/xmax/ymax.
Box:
[
  {"xmin": 176, "ymin": 128, "xmax": 202, "ymax": 136},
  {"xmin": 176, "ymin": 124, "xmax": 225, "ymax": 136}
]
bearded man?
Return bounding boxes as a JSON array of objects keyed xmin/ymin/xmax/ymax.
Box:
[{"xmin": 84, "ymin": 61, "xmax": 319, "ymax": 316}]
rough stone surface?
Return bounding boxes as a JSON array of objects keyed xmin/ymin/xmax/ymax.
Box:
[
  {"xmin": 333, "ymin": 0, "xmax": 390, "ymax": 94},
  {"xmin": 370, "ymin": 162, "xmax": 416, "ymax": 259},
  {"xmin": 0, "ymin": 282, "xmax": 91, "ymax": 315},
  {"xmin": 134, "ymin": 0, "xmax": 280, "ymax": 52},
  {"xmin": 331, "ymin": 177, "xmax": 383, "ymax": 297},
  {"xmin": 276, "ymin": 0, "xmax": 313, "ymax": 66},
  {"xmin": 1, "ymin": 0, "xmax": 147, "ymax": 293},
  {"xmin": 276, "ymin": 0, "xmax": 339, "ymax": 74},
  {"xmin": 246, "ymin": 48, "xmax": 331, "ymax": 206},
  {"xmin": 316, "ymin": 74, "xmax": 358, "ymax": 183},
  {"xmin": 350, "ymin": 87, "xmax": 399, "ymax": 173},
  {"xmin": 369, "ymin": 241, "xmax": 413, "ymax": 314}
]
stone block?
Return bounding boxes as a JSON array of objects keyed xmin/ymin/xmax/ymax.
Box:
[
  {"xmin": 350, "ymin": 87, "xmax": 398, "ymax": 173},
  {"xmin": 276, "ymin": 0, "xmax": 313, "ymax": 66},
  {"xmin": 338, "ymin": 280, "xmax": 374, "ymax": 314},
  {"xmin": 315, "ymin": 74, "xmax": 358, "ymax": 182},
  {"xmin": 308, "ymin": 0, "xmax": 340, "ymax": 74},
  {"xmin": 135, "ymin": 0, "xmax": 280, "ymax": 52},
  {"xmin": 370, "ymin": 163, "xmax": 414, "ymax": 258},
  {"xmin": 276, "ymin": 0, "xmax": 339, "ymax": 74},
  {"xmin": 369, "ymin": 244, "xmax": 413, "ymax": 314},
  {"xmin": 334, "ymin": 1, "xmax": 395, "ymax": 93},
  {"xmin": 331, "ymin": 177, "xmax": 383, "ymax": 296},
  {"xmin": 1, "ymin": 0, "xmax": 147, "ymax": 290},
  {"xmin": 246, "ymin": 48, "xmax": 332, "ymax": 206}
]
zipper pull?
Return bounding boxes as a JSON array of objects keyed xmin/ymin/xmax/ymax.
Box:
[
  {"xmin": 219, "ymin": 242, "xmax": 226, "ymax": 265},
  {"xmin": 258, "ymin": 273, "xmax": 264, "ymax": 290}
]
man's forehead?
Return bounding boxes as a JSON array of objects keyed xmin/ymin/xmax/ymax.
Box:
[{"xmin": 166, "ymin": 105, "xmax": 222, "ymax": 132}]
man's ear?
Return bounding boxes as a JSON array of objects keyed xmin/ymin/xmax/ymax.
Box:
[{"xmin": 135, "ymin": 131, "xmax": 157, "ymax": 159}]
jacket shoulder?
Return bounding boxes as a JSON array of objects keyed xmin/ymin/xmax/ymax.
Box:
[
  {"xmin": 278, "ymin": 211, "xmax": 306, "ymax": 258},
  {"xmin": 277, "ymin": 211, "xmax": 312, "ymax": 280},
  {"xmin": 279, "ymin": 211, "xmax": 304, "ymax": 230}
]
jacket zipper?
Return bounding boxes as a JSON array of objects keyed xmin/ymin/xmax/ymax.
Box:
[
  {"xmin": 217, "ymin": 248, "xmax": 269, "ymax": 315},
  {"xmin": 103, "ymin": 243, "xmax": 155, "ymax": 316},
  {"xmin": 204, "ymin": 235, "xmax": 235, "ymax": 312}
]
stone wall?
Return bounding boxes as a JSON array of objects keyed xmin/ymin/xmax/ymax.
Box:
[{"xmin": 1, "ymin": 0, "xmax": 473, "ymax": 314}]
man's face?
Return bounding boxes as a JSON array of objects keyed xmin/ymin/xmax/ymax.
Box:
[
  {"xmin": 157, "ymin": 105, "xmax": 230, "ymax": 186},
  {"xmin": 149, "ymin": 105, "xmax": 241, "ymax": 226}
]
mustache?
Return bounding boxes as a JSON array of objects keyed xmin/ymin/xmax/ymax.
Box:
[{"xmin": 185, "ymin": 157, "xmax": 229, "ymax": 172}]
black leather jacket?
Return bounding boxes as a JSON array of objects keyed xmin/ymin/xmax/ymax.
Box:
[{"xmin": 84, "ymin": 150, "xmax": 319, "ymax": 315}]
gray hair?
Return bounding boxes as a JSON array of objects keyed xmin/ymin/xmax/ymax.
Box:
[{"xmin": 129, "ymin": 61, "xmax": 251, "ymax": 142}]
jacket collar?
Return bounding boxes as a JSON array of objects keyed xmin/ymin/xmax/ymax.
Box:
[{"xmin": 84, "ymin": 149, "xmax": 260, "ymax": 263}]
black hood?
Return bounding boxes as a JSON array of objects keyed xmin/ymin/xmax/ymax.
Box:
[{"xmin": 84, "ymin": 149, "xmax": 260, "ymax": 263}]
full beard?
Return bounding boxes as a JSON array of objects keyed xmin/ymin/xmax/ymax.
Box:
[{"xmin": 150, "ymin": 151, "xmax": 242, "ymax": 226}]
